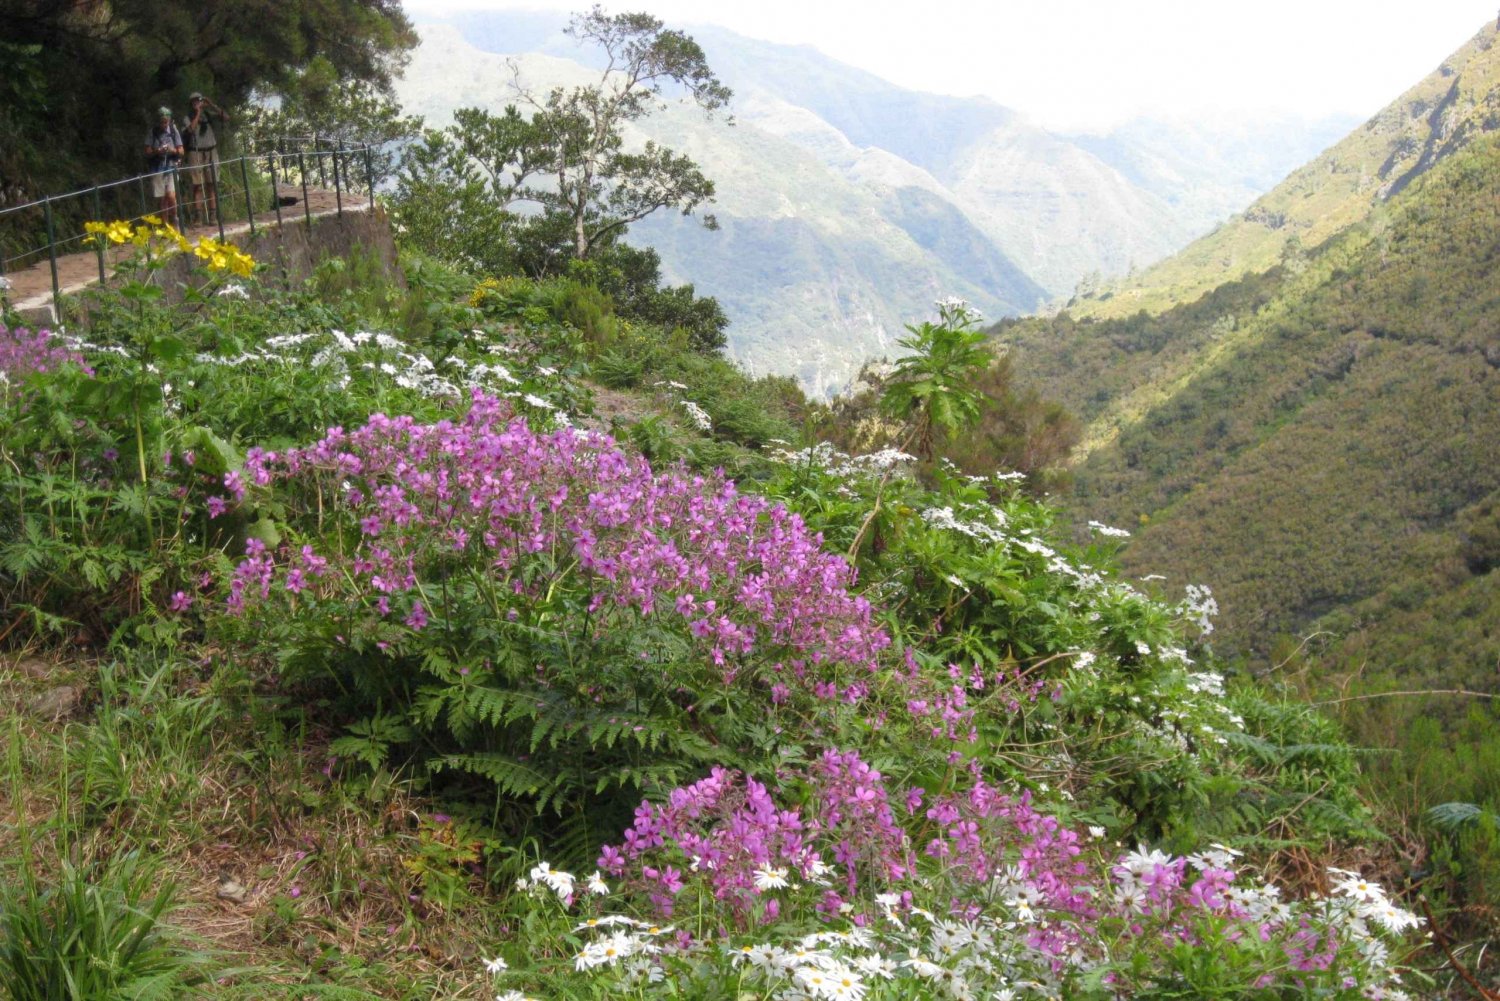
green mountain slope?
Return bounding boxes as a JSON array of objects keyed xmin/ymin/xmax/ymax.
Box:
[
  {"xmin": 1071, "ymin": 17, "xmax": 1500, "ymax": 318},
  {"xmin": 999, "ymin": 133, "xmax": 1500, "ymax": 669}
]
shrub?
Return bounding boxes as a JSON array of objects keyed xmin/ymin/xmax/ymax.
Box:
[{"xmin": 221, "ymin": 391, "xmax": 892, "ymax": 842}]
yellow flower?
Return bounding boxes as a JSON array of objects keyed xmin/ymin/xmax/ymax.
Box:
[
  {"xmin": 182, "ymin": 234, "xmax": 256, "ymax": 275},
  {"xmin": 142, "ymin": 214, "xmax": 163, "ymax": 226},
  {"xmin": 469, "ymin": 276, "xmax": 503, "ymax": 308}
]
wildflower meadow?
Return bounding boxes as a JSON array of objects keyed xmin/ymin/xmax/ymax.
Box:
[{"xmin": 0, "ymin": 220, "xmax": 1433, "ymax": 999}]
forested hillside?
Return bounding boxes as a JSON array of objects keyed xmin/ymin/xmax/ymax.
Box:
[{"xmin": 999, "ymin": 128, "xmax": 1500, "ymax": 678}]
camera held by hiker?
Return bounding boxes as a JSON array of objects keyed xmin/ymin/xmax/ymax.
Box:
[
  {"xmin": 144, "ymin": 106, "xmax": 184, "ymax": 219},
  {"xmin": 182, "ymin": 92, "xmax": 228, "ymax": 226}
]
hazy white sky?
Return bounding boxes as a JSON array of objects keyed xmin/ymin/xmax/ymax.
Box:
[{"xmin": 404, "ymin": 0, "xmax": 1499, "ymax": 129}]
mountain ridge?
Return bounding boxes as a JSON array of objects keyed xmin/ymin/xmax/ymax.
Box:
[
  {"xmin": 399, "ymin": 13, "xmax": 1353, "ymax": 394},
  {"xmin": 1069, "ymin": 16, "xmax": 1500, "ymax": 318}
]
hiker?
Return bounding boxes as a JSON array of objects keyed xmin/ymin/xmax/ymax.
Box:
[
  {"xmin": 144, "ymin": 106, "xmax": 183, "ymax": 219},
  {"xmin": 182, "ymin": 92, "xmax": 228, "ymax": 226}
]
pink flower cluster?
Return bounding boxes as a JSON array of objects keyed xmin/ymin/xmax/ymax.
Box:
[
  {"xmin": 0, "ymin": 325, "xmax": 92, "ymax": 397},
  {"xmin": 599, "ymin": 750, "xmax": 912, "ymax": 924},
  {"xmin": 227, "ymin": 391, "xmax": 890, "ymax": 701},
  {"xmin": 598, "ymin": 755, "xmax": 1414, "ymax": 989}
]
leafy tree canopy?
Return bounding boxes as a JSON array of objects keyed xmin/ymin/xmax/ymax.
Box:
[
  {"xmin": 394, "ymin": 6, "xmax": 730, "ymax": 263},
  {"xmin": 391, "ymin": 6, "xmax": 732, "ymax": 353},
  {"xmin": 0, "ymin": 0, "xmax": 416, "ymax": 195}
]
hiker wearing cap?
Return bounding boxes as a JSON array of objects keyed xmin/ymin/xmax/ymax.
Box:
[
  {"xmin": 182, "ymin": 92, "xmax": 229, "ymax": 226},
  {"xmin": 144, "ymin": 106, "xmax": 184, "ymax": 218}
]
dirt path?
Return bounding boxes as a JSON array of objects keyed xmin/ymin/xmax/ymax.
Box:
[{"xmin": 4, "ymin": 186, "xmax": 361, "ymax": 323}]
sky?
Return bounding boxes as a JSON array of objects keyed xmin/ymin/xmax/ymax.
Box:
[{"xmin": 403, "ymin": 0, "xmax": 1499, "ymax": 129}]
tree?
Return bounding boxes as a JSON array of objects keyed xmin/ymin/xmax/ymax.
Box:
[
  {"xmin": 389, "ymin": 7, "xmax": 734, "ymax": 353},
  {"xmin": 944, "ymin": 354, "xmax": 1081, "ymax": 493},
  {"xmin": 0, "ymin": 0, "xmax": 416, "ymax": 196},
  {"xmin": 394, "ymin": 6, "xmax": 731, "ymax": 268},
  {"xmin": 567, "ymin": 245, "xmax": 728, "ymax": 352},
  {"xmin": 880, "ymin": 298, "xmax": 993, "ymax": 459},
  {"xmin": 521, "ymin": 6, "xmax": 732, "ymax": 260},
  {"xmin": 242, "ymin": 81, "xmax": 424, "ymax": 186}
]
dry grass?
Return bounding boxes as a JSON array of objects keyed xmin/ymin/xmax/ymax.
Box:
[{"xmin": 0, "ymin": 649, "xmax": 504, "ymax": 999}]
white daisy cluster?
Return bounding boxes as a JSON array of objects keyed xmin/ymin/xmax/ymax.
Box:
[
  {"xmin": 933, "ymin": 296, "xmax": 985, "ymax": 327},
  {"xmin": 515, "ymin": 861, "xmax": 576, "ymax": 901},
  {"xmin": 649, "ymin": 379, "xmax": 714, "ymax": 432},
  {"xmin": 921, "ymin": 505, "xmax": 1007, "ymax": 544},
  {"xmin": 88, "ymin": 322, "xmax": 576, "ymax": 421},
  {"xmin": 1086, "ymin": 519, "xmax": 1132, "ymax": 539},
  {"xmin": 767, "ymin": 441, "xmax": 917, "ymax": 480},
  {"xmin": 730, "ymin": 932, "xmax": 874, "ymax": 1000},
  {"xmin": 731, "ymin": 912, "xmax": 1059, "ymax": 1001},
  {"xmin": 905, "ymin": 490, "xmax": 1252, "ymax": 763},
  {"xmin": 681, "ymin": 399, "xmax": 713, "ymax": 432},
  {"xmin": 574, "ymin": 926, "xmax": 661, "ymax": 972},
  {"xmin": 1329, "ymin": 868, "xmax": 1423, "ymax": 934},
  {"xmin": 1178, "ymin": 582, "xmax": 1219, "ymax": 635},
  {"xmin": 486, "ymin": 854, "xmax": 1422, "ymax": 1000}
]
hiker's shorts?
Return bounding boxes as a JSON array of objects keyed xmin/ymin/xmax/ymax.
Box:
[{"xmin": 185, "ymin": 147, "xmax": 220, "ymax": 185}]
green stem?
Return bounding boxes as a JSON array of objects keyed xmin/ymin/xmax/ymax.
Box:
[{"xmin": 134, "ymin": 389, "xmax": 154, "ymax": 549}]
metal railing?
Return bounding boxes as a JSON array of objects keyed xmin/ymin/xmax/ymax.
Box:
[{"xmin": 0, "ymin": 138, "xmax": 377, "ymax": 305}]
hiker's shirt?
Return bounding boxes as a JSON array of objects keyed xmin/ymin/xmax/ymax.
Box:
[
  {"xmin": 146, "ymin": 124, "xmax": 183, "ymax": 169},
  {"xmin": 183, "ymin": 112, "xmax": 217, "ymax": 152}
]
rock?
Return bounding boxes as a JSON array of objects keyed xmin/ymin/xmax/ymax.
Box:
[
  {"xmin": 217, "ymin": 876, "xmax": 250, "ymax": 904},
  {"xmin": 26, "ymin": 685, "xmax": 81, "ymax": 720},
  {"xmin": 13, "ymin": 658, "xmax": 51, "ymax": 679}
]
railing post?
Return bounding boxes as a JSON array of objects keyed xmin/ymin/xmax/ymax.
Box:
[
  {"xmin": 42, "ymin": 196, "xmax": 60, "ymax": 307},
  {"xmin": 297, "ymin": 151, "xmax": 312, "ymax": 229},
  {"xmin": 240, "ymin": 154, "xmax": 255, "ymax": 238},
  {"xmin": 269, "ymin": 145, "xmax": 283, "ymax": 228},
  {"xmin": 365, "ymin": 144, "xmax": 375, "ymax": 211},
  {"xmin": 92, "ymin": 185, "xmax": 106, "ymax": 284},
  {"xmin": 172, "ymin": 166, "xmax": 185, "ymax": 230},
  {"xmin": 266, "ymin": 141, "xmax": 276, "ymax": 208},
  {"xmin": 333, "ymin": 143, "xmax": 344, "ymax": 219},
  {"xmin": 216, "ymin": 164, "xmax": 228, "ymax": 243}
]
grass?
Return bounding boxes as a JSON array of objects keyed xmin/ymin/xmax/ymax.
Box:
[{"xmin": 0, "ymin": 650, "xmax": 512, "ymax": 998}]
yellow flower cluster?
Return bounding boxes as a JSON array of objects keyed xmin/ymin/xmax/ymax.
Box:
[
  {"xmin": 85, "ymin": 220, "xmax": 137, "ymax": 245},
  {"xmin": 84, "ymin": 218, "xmax": 255, "ymax": 277},
  {"xmin": 468, "ymin": 276, "xmax": 504, "ymax": 308},
  {"xmin": 468, "ymin": 275, "xmax": 531, "ymax": 309},
  {"xmin": 192, "ymin": 236, "xmax": 255, "ymax": 278}
]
